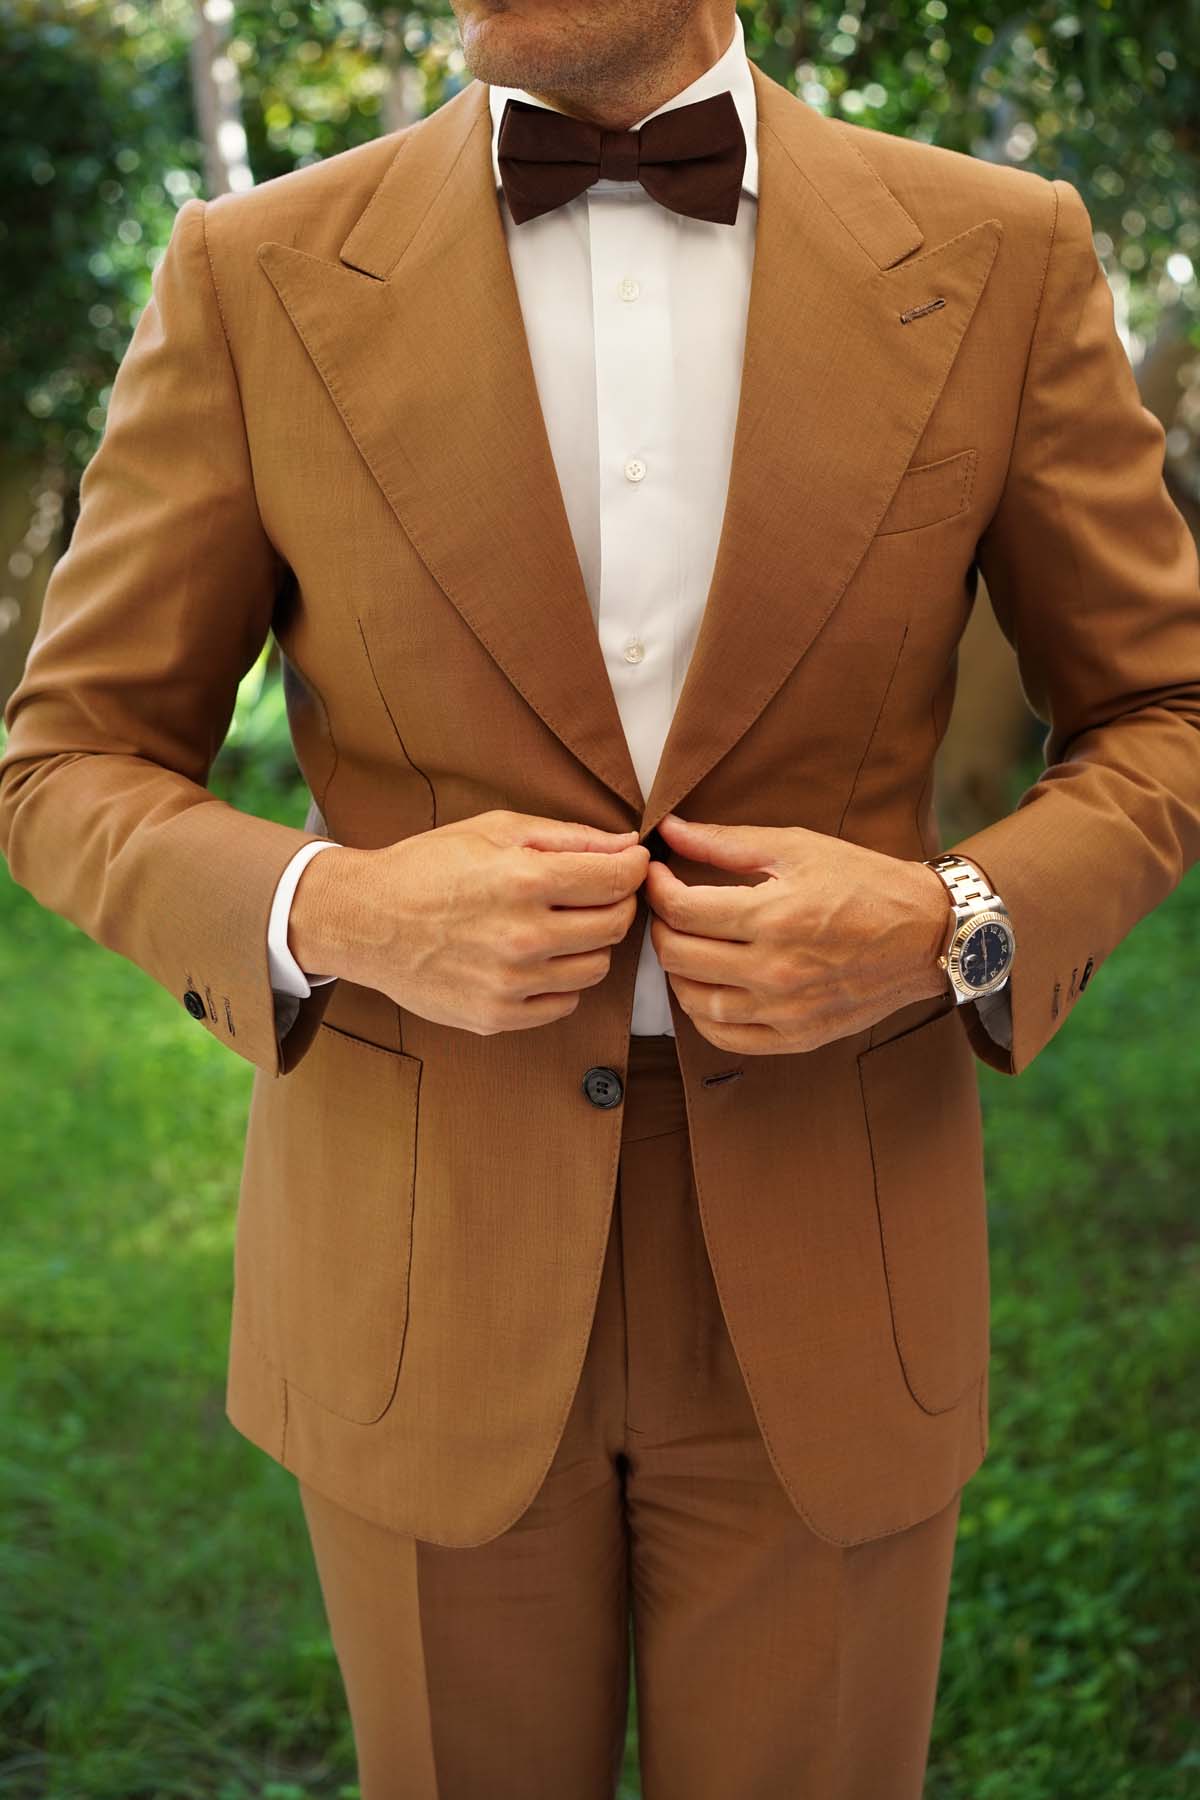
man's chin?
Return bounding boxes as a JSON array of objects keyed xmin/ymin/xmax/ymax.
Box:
[{"xmin": 460, "ymin": 17, "xmax": 555, "ymax": 86}]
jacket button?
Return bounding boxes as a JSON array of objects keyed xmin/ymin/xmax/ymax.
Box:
[
  {"xmin": 183, "ymin": 989, "xmax": 206, "ymax": 1020},
  {"xmin": 582, "ymin": 1065, "xmax": 623, "ymax": 1109}
]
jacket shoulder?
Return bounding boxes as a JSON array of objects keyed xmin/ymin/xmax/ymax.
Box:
[
  {"xmin": 831, "ymin": 118, "xmax": 1062, "ymax": 248},
  {"xmin": 201, "ymin": 126, "xmax": 417, "ymax": 264}
]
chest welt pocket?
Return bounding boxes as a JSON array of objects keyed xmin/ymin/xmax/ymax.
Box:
[
  {"xmin": 876, "ymin": 448, "xmax": 977, "ymax": 535},
  {"xmin": 235, "ymin": 1022, "xmax": 422, "ymax": 1424},
  {"xmin": 856, "ymin": 1003, "xmax": 989, "ymax": 1414}
]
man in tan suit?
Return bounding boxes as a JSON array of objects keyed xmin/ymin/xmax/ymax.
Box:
[{"xmin": 3, "ymin": 0, "xmax": 1198, "ymax": 1792}]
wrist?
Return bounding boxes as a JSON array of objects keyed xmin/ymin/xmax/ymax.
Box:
[
  {"xmin": 910, "ymin": 858, "xmax": 956, "ymax": 1001},
  {"xmin": 287, "ymin": 843, "xmax": 363, "ymax": 979}
]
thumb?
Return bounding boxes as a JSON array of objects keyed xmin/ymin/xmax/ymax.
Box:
[{"xmin": 657, "ymin": 813, "xmax": 783, "ymax": 874}]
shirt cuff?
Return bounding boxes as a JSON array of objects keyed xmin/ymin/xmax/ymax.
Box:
[
  {"xmin": 972, "ymin": 982, "xmax": 1013, "ymax": 1051},
  {"xmin": 267, "ymin": 838, "xmax": 342, "ymax": 998}
]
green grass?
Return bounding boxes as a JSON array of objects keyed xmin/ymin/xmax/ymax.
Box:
[
  {"xmin": 0, "ymin": 740, "xmax": 1197, "ymax": 1796},
  {"xmin": 928, "ymin": 853, "xmax": 1200, "ymax": 1798}
]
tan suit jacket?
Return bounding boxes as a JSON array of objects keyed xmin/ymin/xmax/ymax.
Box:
[{"xmin": 3, "ymin": 61, "xmax": 1198, "ymax": 1549}]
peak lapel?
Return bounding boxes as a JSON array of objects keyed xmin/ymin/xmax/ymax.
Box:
[
  {"xmin": 257, "ymin": 65, "xmax": 1001, "ymax": 835},
  {"xmin": 640, "ymin": 60, "xmax": 1001, "ymax": 829},
  {"xmin": 257, "ymin": 78, "xmax": 645, "ymax": 815}
]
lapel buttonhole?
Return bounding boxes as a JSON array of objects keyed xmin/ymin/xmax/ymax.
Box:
[{"xmin": 899, "ymin": 296, "xmax": 948, "ymax": 324}]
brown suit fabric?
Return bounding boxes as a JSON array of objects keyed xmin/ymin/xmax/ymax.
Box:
[
  {"xmin": 2, "ymin": 62, "xmax": 1198, "ymax": 1565},
  {"xmin": 297, "ymin": 1033, "xmax": 963, "ymax": 1798}
]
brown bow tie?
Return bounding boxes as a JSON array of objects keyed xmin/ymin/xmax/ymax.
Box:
[{"xmin": 496, "ymin": 89, "xmax": 747, "ymax": 227}]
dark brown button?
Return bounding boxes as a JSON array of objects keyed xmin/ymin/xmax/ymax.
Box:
[
  {"xmin": 183, "ymin": 989, "xmax": 206, "ymax": 1021},
  {"xmin": 582, "ymin": 1065, "xmax": 623, "ymax": 1109}
]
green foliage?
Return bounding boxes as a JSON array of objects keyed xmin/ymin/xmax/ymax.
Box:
[
  {"xmin": 0, "ymin": 742, "xmax": 1196, "ymax": 1793},
  {"xmin": 746, "ymin": 3, "xmax": 1198, "ymax": 228},
  {"xmin": 742, "ymin": 0, "xmax": 1200, "ymax": 378},
  {"xmin": 0, "ymin": 0, "xmax": 199, "ymax": 475},
  {"xmin": 216, "ymin": 0, "xmax": 438, "ymax": 179},
  {"xmin": 209, "ymin": 642, "xmax": 314, "ymax": 825}
]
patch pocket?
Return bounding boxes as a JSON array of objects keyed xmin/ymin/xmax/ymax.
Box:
[
  {"xmin": 876, "ymin": 448, "xmax": 977, "ymax": 535},
  {"xmin": 235, "ymin": 1021, "xmax": 422, "ymax": 1424},
  {"xmin": 856, "ymin": 1003, "xmax": 989, "ymax": 1414}
]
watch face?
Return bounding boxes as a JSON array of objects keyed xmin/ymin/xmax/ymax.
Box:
[{"xmin": 959, "ymin": 920, "xmax": 1014, "ymax": 990}]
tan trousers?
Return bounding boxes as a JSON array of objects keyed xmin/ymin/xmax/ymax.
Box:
[{"xmin": 297, "ymin": 1032, "xmax": 962, "ymax": 1799}]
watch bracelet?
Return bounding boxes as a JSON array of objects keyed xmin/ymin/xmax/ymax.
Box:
[
  {"xmin": 924, "ymin": 852, "xmax": 1001, "ymax": 913},
  {"xmin": 923, "ymin": 852, "xmax": 1015, "ymax": 1001}
]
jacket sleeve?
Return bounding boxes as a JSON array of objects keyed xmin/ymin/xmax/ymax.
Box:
[
  {"xmin": 947, "ymin": 177, "xmax": 1200, "ymax": 1077},
  {"xmin": 0, "ymin": 196, "xmax": 336, "ymax": 1079}
]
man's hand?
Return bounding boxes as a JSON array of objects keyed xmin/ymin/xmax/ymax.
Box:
[
  {"xmin": 289, "ymin": 809, "xmax": 649, "ymax": 1036},
  {"xmin": 644, "ymin": 812, "xmax": 954, "ymax": 1055}
]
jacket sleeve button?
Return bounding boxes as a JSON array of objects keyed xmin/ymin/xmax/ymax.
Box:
[{"xmin": 183, "ymin": 989, "xmax": 207, "ymax": 1020}]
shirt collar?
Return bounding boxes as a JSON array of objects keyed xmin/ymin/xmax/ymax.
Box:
[{"xmin": 487, "ymin": 7, "xmax": 758, "ymax": 203}]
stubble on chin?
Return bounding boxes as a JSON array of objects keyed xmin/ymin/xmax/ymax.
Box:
[{"xmin": 452, "ymin": 0, "xmax": 700, "ymax": 114}]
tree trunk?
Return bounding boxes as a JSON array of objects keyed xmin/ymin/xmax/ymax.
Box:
[
  {"xmin": 189, "ymin": 0, "xmax": 251, "ymax": 198},
  {"xmin": 379, "ymin": 7, "xmax": 426, "ymax": 136}
]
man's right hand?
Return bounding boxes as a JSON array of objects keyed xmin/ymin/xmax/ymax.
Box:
[{"xmin": 287, "ymin": 809, "xmax": 650, "ymax": 1035}]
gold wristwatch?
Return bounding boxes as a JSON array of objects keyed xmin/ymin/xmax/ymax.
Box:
[{"xmin": 924, "ymin": 852, "xmax": 1017, "ymax": 1005}]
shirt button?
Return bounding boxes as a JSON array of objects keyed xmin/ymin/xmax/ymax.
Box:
[
  {"xmin": 624, "ymin": 458, "xmax": 646, "ymax": 482},
  {"xmin": 623, "ymin": 638, "xmax": 645, "ymax": 664},
  {"xmin": 618, "ymin": 276, "xmax": 640, "ymax": 301}
]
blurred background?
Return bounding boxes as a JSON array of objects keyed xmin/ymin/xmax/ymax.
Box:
[{"xmin": 1, "ymin": 1, "xmax": 1198, "ymax": 1794}]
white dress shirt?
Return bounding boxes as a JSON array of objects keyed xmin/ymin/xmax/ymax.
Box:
[{"xmin": 266, "ymin": 10, "xmax": 1013, "ymax": 1050}]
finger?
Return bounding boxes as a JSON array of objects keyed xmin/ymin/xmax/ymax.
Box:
[
  {"xmin": 530, "ymin": 843, "xmax": 650, "ymax": 905},
  {"xmin": 506, "ymin": 814, "xmax": 642, "ymax": 854},
  {"xmin": 644, "ymin": 860, "xmax": 763, "ymax": 939},
  {"xmin": 540, "ymin": 898, "xmax": 642, "ymax": 957},
  {"xmin": 656, "ymin": 813, "xmax": 784, "ymax": 873},
  {"xmin": 650, "ymin": 914, "xmax": 761, "ymax": 986},
  {"xmin": 664, "ymin": 968, "xmax": 760, "ymax": 1026},
  {"xmin": 687, "ymin": 1017, "xmax": 784, "ymax": 1056}
]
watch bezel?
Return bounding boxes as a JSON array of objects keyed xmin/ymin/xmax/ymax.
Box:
[{"xmin": 944, "ymin": 909, "xmax": 1017, "ymax": 997}]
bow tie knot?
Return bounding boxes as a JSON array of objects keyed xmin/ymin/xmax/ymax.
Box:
[
  {"xmin": 497, "ymin": 88, "xmax": 747, "ymax": 227},
  {"xmin": 597, "ymin": 128, "xmax": 640, "ymax": 185}
]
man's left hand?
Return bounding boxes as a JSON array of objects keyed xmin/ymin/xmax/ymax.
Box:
[{"xmin": 644, "ymin": 812, "xmax": 955, "ymax": 1055}]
